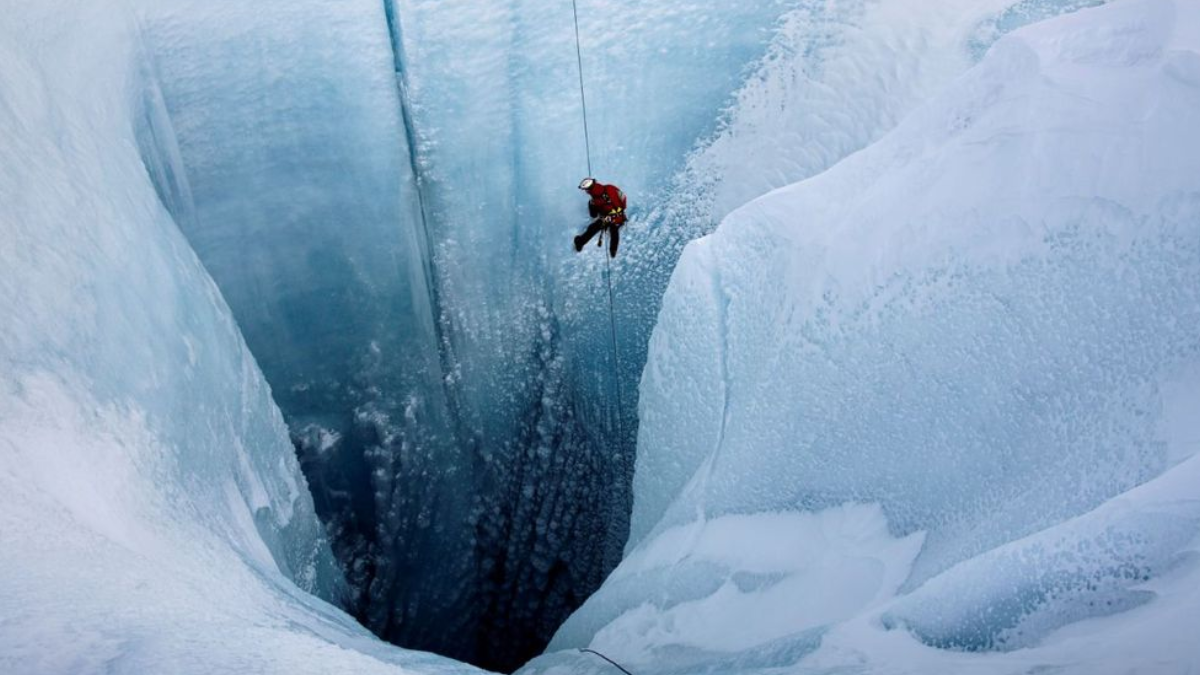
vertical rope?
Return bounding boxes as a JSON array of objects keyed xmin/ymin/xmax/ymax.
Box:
[
  {"xmin": 570, "ymin": 0, "xmax": 593, "ymax": 176},
  {"xmin": 570, "ymin": 0, "xmax": 625, "ymax": 446},
  {"xmin": 604, "ymin": 254, "xmax": 625, "ymax": 442}
]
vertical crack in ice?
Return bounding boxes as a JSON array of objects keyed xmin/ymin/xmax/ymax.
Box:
[{"xmin": 381, "ymin": 0, "xmax": 462, "ymax": 432}]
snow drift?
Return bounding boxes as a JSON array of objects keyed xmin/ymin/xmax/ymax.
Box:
[{"xmin": 533, "ymin": 1, "xmax": 1200, "ymax": 672}]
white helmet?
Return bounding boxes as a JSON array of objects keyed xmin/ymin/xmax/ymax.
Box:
[{"xmin": 578, "ymin": 177, "xmax": 596, "ymax": 190}]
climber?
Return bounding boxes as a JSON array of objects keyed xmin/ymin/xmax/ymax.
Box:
[{"xmin": 574, "ymin": 178, "xmax": 627, "ymax": 258}]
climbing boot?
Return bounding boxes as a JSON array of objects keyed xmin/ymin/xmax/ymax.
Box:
[{"xmin": 574, "ymin": 234, "xmax": 586, "ymax": 252}]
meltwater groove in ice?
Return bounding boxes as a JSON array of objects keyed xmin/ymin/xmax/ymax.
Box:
[{"xmin": 4, "ymin": 0, "xmax": 1199, "ymax": 674}]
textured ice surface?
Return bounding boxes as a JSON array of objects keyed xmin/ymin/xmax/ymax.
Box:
[
  {"xmin": 131, "ymin": 0, "xmax": 807, "ymax": 667},
  {"xmin": 0, "ymin": 4, "xmax": 478, "ymax": 673},
  {"xmin": 123, "ymin": 0, "xmax": 1115, "ymax": 668},
  {"xmin": 606, "ymin": 0, "xmax": 1117, "ymax": 431},
  {"xmin": 136, "ymin": 0, "xmax": 473, "ymax": 653},
  {"xmin": 5, "ymin": 0, "xmax": 1197, "ymax": 672},
  {"xmin": 531, "ymin": 1, "xmax": 1200, "ymax": 673}
]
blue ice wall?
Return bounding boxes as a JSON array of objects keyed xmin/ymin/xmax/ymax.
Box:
[
  {"xmin": 128, "ymin": 0, "xmax": 1116, "ymax": 670},
  {"xmin": 133, "ymin": 0, "xmax": 471, "ymax": 657},
  {"xmin": 136, "ymin": 0, "xmax": 798, "ymax": 667}
]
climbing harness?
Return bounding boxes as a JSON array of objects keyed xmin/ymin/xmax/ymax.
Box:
[
  {"xmin": 570, "ymin": 0, "xmax": 626, "ymax": 446},
  {"xmin": 579, "ymin": 648, "xmax": 635, "ymax": 675}
]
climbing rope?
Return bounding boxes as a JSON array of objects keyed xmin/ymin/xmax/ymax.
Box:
[
  {"xmin": 603, "ymin": 254, "xmax": 625, "ymax": 442},
  {"xmin": 579, "ymin": 648, "xmax": 635, "ymax": 675},
  {"xmin": 570, "ymin": 0, "xmax": 626, "ymax": 447},
  {"xmin": 570, "ymin": 0, "xmax": 593, "ymax": 177}
]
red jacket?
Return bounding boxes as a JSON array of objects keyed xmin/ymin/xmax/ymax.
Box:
[{"xmin": 586, "ymin": 182, "xmax": 627, "ymax": 226}]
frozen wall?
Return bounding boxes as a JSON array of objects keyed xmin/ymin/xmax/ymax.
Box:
[
  {"xmin": 0, "ymin": 2, "xmax": 478, "ymax": 673},
  {"xmin": 606, "ymin": 0, "xmax": 1119, "ymax": 535},
  {"xmin": 377, "ymin": 0, "xmax": 1103, "ymax": 665},
  {"xmin": 386, "ymin": 0, "xmax": 798, "ymax": 665},
  {"xmin": 133, "ymin": 0, "xmax": 806, "ymax": 667},
  {"xmin": 129, "ymin": 0, "xmax": 1124, "ymax": 669},
  {"xmin": 136, "ymin": 0, "xmax": 471, "ymax": 655},
  {"xmin": 530, "ymin": 0, "xmax": 1200, "ymax": 673}
]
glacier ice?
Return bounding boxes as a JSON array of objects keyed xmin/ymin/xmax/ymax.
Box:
[
  {"xmin": 533, "ymin": 0, "xmax": 1200, "ymax": 673},
  {"xmin": 130, "ymin": 0, "xmax": 1123, "ymax": 667},
  {"xmin": 135, "ymin": 0, "xmax": 472, "ymax": 654},
  {"xmin": 0, "ymin": 3, "xmax": 477, "ymax": 674},
  {"xmin": 130, "ymin": 0, "xmax": 813, "ymax": 667},
  {"xmin": 4, "ymin": 0, "xmax": 1199, "ymax": 672}
]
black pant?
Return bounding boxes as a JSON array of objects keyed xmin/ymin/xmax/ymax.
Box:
[{"xmin": 578, "ymin": 219, "xmax": 620, "ymax": 257}]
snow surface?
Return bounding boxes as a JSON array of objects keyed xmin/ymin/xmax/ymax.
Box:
[
  {"xmin": 0, "ymin": 3, "xmax": 479, "ymax": 673},
  {"xmin": 531, "ymin": 0, "xmax": 1200, "ymax": 673}
]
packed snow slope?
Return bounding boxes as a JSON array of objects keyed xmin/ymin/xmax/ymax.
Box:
[
  {"xmin": 526, "ymin": 1, "xmax": 1200, "ymax": 673},
  {"xmin": 0, "ymin": 3, "xmax": 480, "ymax": 674}
]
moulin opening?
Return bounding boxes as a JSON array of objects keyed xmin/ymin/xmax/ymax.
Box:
[
  {"xmin": 290, "ymin": 344, "xmax": 636, "ymax": 673},
  {"xmin": 133, "ymin": 0, "xmax": 644, "ymax": 669},
  {"xmin": 272, "ymin": 4, "xmax": 639, "ymax": 671}
]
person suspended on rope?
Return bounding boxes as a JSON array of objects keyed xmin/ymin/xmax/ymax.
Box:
[{"xmin": 574, "ymin": 177, "xmax": 627, "ymax": 258}]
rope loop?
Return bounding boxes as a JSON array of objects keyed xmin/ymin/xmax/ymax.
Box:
[{"xmin": 579, "ymin": 648, "xmax": 635, "ymax": 675}]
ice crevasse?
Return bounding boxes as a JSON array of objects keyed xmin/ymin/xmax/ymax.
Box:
[{"xmin": 534, "ymin": 1, "xmax": 1200, "ymax": 673}]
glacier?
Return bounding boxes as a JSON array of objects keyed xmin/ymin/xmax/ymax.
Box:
[
  {"xmin": 133, "ymin": 0, "xmax": 1108, "ymax": 668},
  {"xmin": 534, "ymin": 0, "xmax": 1200, "ymax": 673},
  {"xmin": 3, "ymin": 0, "xmax": 1200, "ymax": 673}
]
